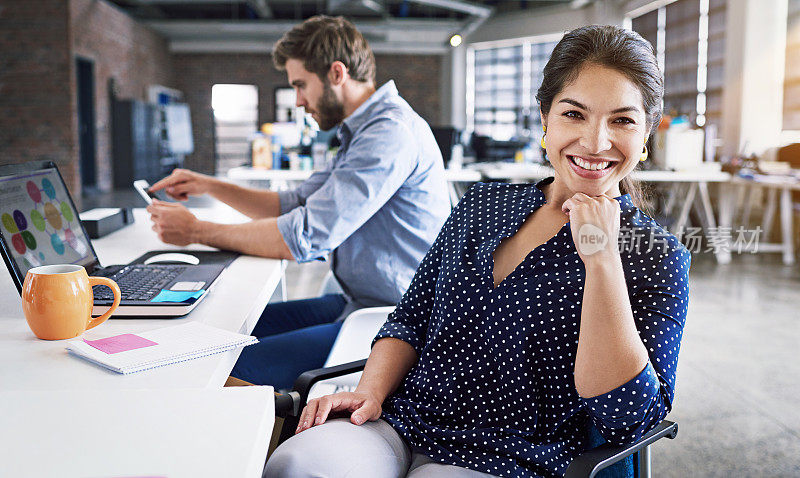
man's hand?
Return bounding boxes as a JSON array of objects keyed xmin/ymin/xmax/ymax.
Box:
[
  {"xmin": 295, "ymin": 390, "xmax": 383, "ymax": 434},
  {"xmin": 146, "ymin": 200, "xmax": 201, "ymax": 246},
  {"xmin": 561, "ymin": 193, "xmax": 621, "ymax": 266},
  {"xmin": 149, "ymin": 168, "xmax": 217, "ymax": 201}
]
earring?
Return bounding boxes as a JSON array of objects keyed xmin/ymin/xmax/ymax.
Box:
[
  {"xmin": 639, "ymin": 145, "xmax": 648, "ymax": 162},
  {"xmin": 540, "ymin": 126, "xmax": 546, "ymax": 149}
]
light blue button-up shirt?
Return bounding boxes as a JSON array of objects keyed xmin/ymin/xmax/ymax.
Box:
[{"xmin": 276, "ymin": 81, "xmax": 450, "ymax": 308}]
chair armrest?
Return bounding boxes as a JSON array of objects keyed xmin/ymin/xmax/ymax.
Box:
[
  {"xmin": 273, "ymin": 359, "xmax": 368, "ymax": 418},
  {"xmin": 292, "ymin": 358, "xmax": 368, "ymax": 407},
  {"xmin": 273, "ymin": 359, "xmax": 368, "ymax": 445},
  {"xmin": 564, "ymin": 420, "xmax": 678, "ymax": 478},
  {"xmin": 274, "ymin": 391, "xmax": 300, "ymax": 417}
]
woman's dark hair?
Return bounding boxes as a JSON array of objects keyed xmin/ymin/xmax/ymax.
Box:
[{"xmin": 536, "ymin": 25, "xmax": 663, "ymax": 210}]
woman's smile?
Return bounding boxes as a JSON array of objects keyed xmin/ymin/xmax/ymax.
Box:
[{"xmin": 565, "ymin": 154, "xmax": 620, "ymax": 179}]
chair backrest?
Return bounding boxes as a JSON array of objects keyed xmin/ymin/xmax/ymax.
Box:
[
  {"xmin": 324, "ymin": 306, "xmax": 395, "ymax": 367},
  {"xmin": 777, "ymin": 143, "xmax": 800, "ymax": 168},
  {"xmin": 305, "ymin": 306, "xmax": 394, "ymax": 401}
]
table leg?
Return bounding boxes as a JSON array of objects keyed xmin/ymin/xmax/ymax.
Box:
[
  {"xmin": 269, "ymin": 260, "xmax": 288, "ymax": 303},
  {"xmin": 673, "ymin": 183, "xmax": 697, "ymax": 235},
  {"xmin": 696, "ymin": 182, "xmax": 718, "ymax": 229},
  {"xmin": 762, "ymin": 187, "xmax": 778, "ymax": 241},
  {"xmin": 740, "ymin": 183, "xmax": 754, "ymax": 228},
  {"xmin": 279, "ymin": 268, "xmax": 288, "ymax": 301},
  {"xmin": 780, "ymin": 187, "xmax": 795, "ymax": 265},
  {"xmin": 695, "ymin": 181, "xmax": 730, "ymax": 264},
  {"xmin": 664, "ymin": 183, "xmax": 681, "ymax": 215},
  {"xmin": 716, "ymin": 182, "xmax": 737, "ymax": 265},
  {"xmin": 448, "ymin": 182, "xmax": 460, "ymax": 208}
]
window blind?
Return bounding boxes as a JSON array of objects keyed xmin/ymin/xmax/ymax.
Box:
[
  {"xmin": 471, "ymin": 40, "xmax": 556, "ymax": 141},
  {"xmin": 785, "ymin": 0, "xmax": 800, "ymax": 130}
]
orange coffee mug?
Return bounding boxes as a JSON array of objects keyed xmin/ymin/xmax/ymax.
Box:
[{"xmin": 21, "ymin": 264, "xmax": 121, "ymax": 340}]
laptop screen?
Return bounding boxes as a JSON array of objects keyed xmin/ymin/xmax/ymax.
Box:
[{"xmin": 0, "ymin": 164, "xmax": 96, "ymax": 282}]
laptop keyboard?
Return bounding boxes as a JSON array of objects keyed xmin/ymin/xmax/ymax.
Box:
[{"xmin": 93, "ymin": 265, "xmax": 186, "ymax": 302}]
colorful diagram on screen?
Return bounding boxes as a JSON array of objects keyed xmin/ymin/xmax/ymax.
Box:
[{"xmin": 1, "ymin": 178, "xmax": 81, "ymax": 267}]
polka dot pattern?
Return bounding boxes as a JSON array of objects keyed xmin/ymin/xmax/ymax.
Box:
[{"xmin": 373, "ymin": 179, "xmax": 691, "ymax": 477}]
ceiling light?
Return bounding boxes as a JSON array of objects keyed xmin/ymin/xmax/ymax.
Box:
[{"xmin": 449, "ymin": 34, "xmax": 462, "ymax": 47}]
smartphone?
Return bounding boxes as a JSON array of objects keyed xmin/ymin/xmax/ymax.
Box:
[{"xmin": 133, "ymin": 180, "xmax": 157, "ymax": 205}]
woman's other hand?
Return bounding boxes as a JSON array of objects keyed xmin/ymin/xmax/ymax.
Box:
[
  {"xmin": 561, "ymin": 193, "xmax": 621, "ymax": 265},
  {"xmin": 295, "ymin": 390, "xmax": 383, "ymax": 434}
]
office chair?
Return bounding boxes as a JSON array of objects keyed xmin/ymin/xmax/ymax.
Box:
[{"xmin": 274, "ymin": 360, "xmax": 677, "ymax": 478}]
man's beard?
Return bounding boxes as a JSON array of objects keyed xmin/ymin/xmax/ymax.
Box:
[{"xmin": 313, "ymin": 81, "xmax": 346, "ymax": 131}]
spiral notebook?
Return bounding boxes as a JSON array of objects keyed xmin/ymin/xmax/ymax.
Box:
[{"xmin": 65, "ymin": 322, "xmax": 257, "ymax": 374}]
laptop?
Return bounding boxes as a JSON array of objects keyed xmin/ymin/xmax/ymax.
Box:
[{"xmin": 0, "ymin": 161, "xmax": 234, "ymax": 317}]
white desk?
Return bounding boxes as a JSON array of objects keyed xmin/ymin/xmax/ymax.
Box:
[
  {"xmin": 0, "ymin": 387, "xmax": 275, "ymax": 478},
  {"xmin": 226, "ymin": 166, "xmax": 483, "ymax": 207},
  {"xmin": 0, "ymin": 205, "xmax": 285, "ymax": 391},
  {"xmin": 227, "ymin": 167, "xmax": 316, "ymax": 184},
  {"xmin": 0, "ymin": 204, "xmax": 284, "ymax": 476}
]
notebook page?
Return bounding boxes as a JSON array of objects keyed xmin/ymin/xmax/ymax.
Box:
[{"xmin": 66, "ymin": 322, "xmax": 256, "ymax": 374}]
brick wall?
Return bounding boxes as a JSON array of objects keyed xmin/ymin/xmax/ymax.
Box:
[
  {"xmin": 376, "ymin": 54, "xmax": 442, "ymax": 127},
  {"xmin": 71, "ymin": 0, "xmax": 174, "ymax": 192},
  {"xmin": 0, "ymin": 1, "xmax": 78, "ymax": 195},
  {"xmin": 0, "ymin": 0, "xmax": 174, "ymax": 201},
  {"xmin": 172, "ymin": 52, "xmax": 443, "ymax": 175}
]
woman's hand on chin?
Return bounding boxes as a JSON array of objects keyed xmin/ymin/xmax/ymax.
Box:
[
  {"xmin": 295, "ymin": 389, "xmax": 383, "ymax": 434},
  {"xmin": 561, "ymin": 192, "xmax": 621, "ymax": 266}
]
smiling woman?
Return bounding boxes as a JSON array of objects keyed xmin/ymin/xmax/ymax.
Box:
[{"xmin": 265, "ymin": 25, "xmax": 690, "ymax": 478}]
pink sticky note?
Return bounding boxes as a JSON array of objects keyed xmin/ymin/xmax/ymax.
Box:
[{"xmin": 84, "ymin": 334, "xmax": 158, "ymax": 354}]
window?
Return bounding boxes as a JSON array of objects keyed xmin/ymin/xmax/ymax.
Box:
[
  {"xmin": 705, "ymin": 0, "xmax": 726, "ymax": 133},
  {"xmin": 468, "ymin": 37, "xmax": 558, "ymax": 142},
  {"xmin": 785, "ymin": 0, "xmax": 800, "ymax": 130},
  {"xmin": 211, "ymin": 84, "xmax": 258, "ymax": 175},
  {"xmin": 630, "ymin": 0, "xmax": 726, "ymax": 133}
]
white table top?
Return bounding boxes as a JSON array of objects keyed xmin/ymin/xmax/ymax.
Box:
[
  {"xmin": 0, "ymin": 206, "xmax": 284, "ymax": 391},
  {"xmin": 444, "ymin": 167, "xmax": 483, "ymax": 182},
  {"xmin": 227, "ymin": 165, "xmax": 483, "ymax": 183},
  {"xmin": 472, "ymin": 162, "xmax": 732, "ymax": 183},
  {"xmin": 729, "ymin": 174, "xmax": 800, "ymax": 190},
  {"xmin": 0, "ymin": 386, "xmax": 275, "ymax": 478},
  {"xmin": 228, "ymin": 166, "xmax": 315, "ymax": 182},
  {"xmin": 228, "ymin": 163, "xmax": 742, "ymax": 186}
]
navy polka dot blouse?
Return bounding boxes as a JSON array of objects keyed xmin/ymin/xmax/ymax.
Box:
[{"xmin": 373, "ymin": 179, "xmax": 691, "ymax": 478}]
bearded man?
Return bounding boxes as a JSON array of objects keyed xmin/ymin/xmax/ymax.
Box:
[{"xmin": 147, "ymin": 15, "xmax": 450, "ymax": 389}]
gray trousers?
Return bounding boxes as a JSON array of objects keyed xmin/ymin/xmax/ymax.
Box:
[{"xmin": 263, "ymin": 418, "xmax": 498, "ymax": 478}]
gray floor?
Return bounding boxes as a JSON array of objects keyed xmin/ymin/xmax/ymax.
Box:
[
  {"xmin": 650, "ymin": 253, "xmax": 800, "ymax": 477},
  {"xmin": 283, "ymin": 254, "xmax": 800, "ymax": 477}
]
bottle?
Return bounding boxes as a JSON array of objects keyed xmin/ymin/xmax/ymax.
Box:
[
  {"xmin": 289, "ymin": 152, "xmax": 300, "ymax": 171},
  {"xmin": 312, "ymin": 143, "xmax": 327, "ymax": 170},
  {"xmin": 271, "ymin": 137, "xmax": 282, "ymax": 170}
]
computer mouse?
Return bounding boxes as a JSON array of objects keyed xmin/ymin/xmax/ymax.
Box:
[{"xmin": 144, "ymin": 252, "xmax": 201, "ymax": 266}]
